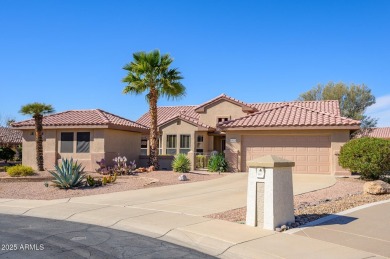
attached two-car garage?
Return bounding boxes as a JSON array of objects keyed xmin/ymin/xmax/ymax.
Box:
[{"xmin": 241, "ymin": 135, "xmax": 331, "ymax": 174}]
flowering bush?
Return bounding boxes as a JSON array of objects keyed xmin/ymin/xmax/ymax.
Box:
[{"xmin": 112, "ymin": 156, "xmax": 136, "ymax": 175}]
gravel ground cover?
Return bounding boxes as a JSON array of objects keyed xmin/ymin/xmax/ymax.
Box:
[
  {"xmin": 206, "ymin": 178, "xmax": 390, "ymax": 229},
  {"xmin": 0, "ymin": 171, "xmax": 224, "ymax": 200}
]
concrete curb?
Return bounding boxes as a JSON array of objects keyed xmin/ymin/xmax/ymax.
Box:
[{"xmin": 286, "ymin": 198, "xmax": 390, "ymax": 234}]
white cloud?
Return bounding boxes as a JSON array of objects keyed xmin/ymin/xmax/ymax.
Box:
[{"xmin": 366, "ymin": 94, "xmax": 390, "ymax": 127}]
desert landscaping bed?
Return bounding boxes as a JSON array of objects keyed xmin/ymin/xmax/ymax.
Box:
[
  {"xmin": 206, "ymin": 178, "xmax": 390, "ymax": 229},
  {"xmin": 0, "ymin": 171, "xmax": 224, "ymax": 200}
]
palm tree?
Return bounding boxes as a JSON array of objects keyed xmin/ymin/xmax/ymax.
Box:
[
  {"xmin": 122, "ymin": 50, "xmax": 185, "ymax": 169},
  {"xmin": 20, "ymin": 103, "xmax": 54, "ymax": 171}
]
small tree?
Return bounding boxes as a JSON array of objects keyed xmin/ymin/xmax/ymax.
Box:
[
  {"xmin": 339, "ymin": 137, "xmax": 390, "ymax": 180},
  {"xmin": 19, "ymin": 103, "xmax": 54, "ymax": 171},
  {"xmin": 0, "ymin": 147, "xmax": 16, "ymax": 163}
]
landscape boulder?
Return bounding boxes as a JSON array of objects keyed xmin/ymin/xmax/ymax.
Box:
[
  {"xmin": 363, "ymin": 180, "xmax": 390, "ymax": 195},
  {"xmin": 178, "ymin": 174, "xmax": 188, "ymax": 181}
]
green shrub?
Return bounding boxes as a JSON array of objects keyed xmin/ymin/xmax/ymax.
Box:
[
  {"xmin": 208, "ymin": 153, "xmax": 228, "ymax": 172},
  {"xmin": 49, "ymin": 158, "xmax": 86, "ymax": 189},
  {"xmin": 6, "ymin": 165, "xmax": 35, "ymax": 177},
  {"xmin": 339, "ymin": 137, "xmax": 390, "ymax": 180},
  {"xmin": 172, "ymin": 153, "xmax": 191, "ymax": 173}
]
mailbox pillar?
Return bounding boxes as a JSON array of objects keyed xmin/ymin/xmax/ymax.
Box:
[{"xmin": 246, "ymin": 155, "xmax": 295, "ymax": 230}]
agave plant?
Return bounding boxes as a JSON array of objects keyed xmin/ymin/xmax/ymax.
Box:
[{"xmin": 49, "ymin": 158, "xmax": 86, "ymax": 189}]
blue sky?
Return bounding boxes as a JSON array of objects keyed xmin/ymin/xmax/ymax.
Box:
[{"xmin": 0, "ymin": 0, "xmax": 389, "ymax": 126}]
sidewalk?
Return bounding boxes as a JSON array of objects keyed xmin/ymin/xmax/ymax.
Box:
[
  {"xmin": 0, "ymin": 173, "xmax": 384, "ymax": 258},
  {"xmin": 291, "ymin": 199, "xmax": 390, "ymax": 258}
]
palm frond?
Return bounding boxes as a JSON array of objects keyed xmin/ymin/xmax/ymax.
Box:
[{"xmin": 19, "ymin": 102, "xmax": 55, "ymax": 116}]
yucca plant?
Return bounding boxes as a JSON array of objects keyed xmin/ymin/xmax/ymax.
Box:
[
  {"xmin": 172, "ymin": 153, "xmax": 191, "ymax": 173},
  {"xmin": 49, "ymin": 158, "xmax": 86, "ymax": 189}
]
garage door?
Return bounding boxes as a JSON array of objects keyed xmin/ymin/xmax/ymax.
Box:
[{"xmin": 242, "ymin": 135, "xmax": 331, "ymax": 174}]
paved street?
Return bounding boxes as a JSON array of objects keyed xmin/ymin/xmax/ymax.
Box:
[{"xmin": 0, "ymin": 214, "xmax": 215, "ymax": 259}]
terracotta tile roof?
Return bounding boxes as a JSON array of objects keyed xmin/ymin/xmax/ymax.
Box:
[
  {"xmin": 358, "ymin": 127, "xmax": 390, "ymax": 139},
  {"xmin": 159, "ymin": 113, "xmax": 215, "ymax": 130},
  {"xmin": 136, "ymin": 95, "xmax": 343, "ymax": 129},
  {"xmin": 12, "ymin": 109, "xmax": 148, "ymax": 131},
  {"xmin": 195, "ymin": 94, "xmax": 257, "ymax": 113},
  {"xmin": 250, "ymin": 100, "xmax": 341, "ymax": 116},
  {"xmin": 219, "ymin": 104, "xmax": 360, "ymax": 128},
  {"xmin": 0, "ymin": 127, "xmax": 22, "ymax": 145},
  {"xmin": 136, "ymin": 105, "xmax": 199, "ymax": 127}
]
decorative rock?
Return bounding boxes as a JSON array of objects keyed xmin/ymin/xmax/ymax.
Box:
[
  {"xmin": 281, "ymin": 225, "xmax": 287, "ymax": 231},
  {"xmin": 275, "ymin": 227, "xmax": 282, "ymax": 232},
  {"xmin": 178, "ymin": 174, "xmax": 188, "ymax": 181},
  {"xmin": 363, "ymin": 180, "xmax": 390, "ymax": 195}
]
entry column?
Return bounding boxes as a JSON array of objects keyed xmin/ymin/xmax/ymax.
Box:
[{"xmin": 246, "ymin": 155, "xmax": 295, "ymax": 230}]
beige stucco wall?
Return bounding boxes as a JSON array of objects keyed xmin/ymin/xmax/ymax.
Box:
[
  {"xmin": 225, "ymin": 129, "xmax": 351, "ymax": 175},
  {"xmin": 22, "ymin": 130, "xmax": 37, "ymax": 170},
  {"xmin": 104, "ymin": 129, "xmax": 141, "ymax": 167},
  {"xmin": 56, "ymin": 129, "xmax": 104, "ymax": 171},
  {"xmin": 21, "ymin": 128, "xmax": 141, "ymax": 172},
  {"xmin": 198, "ymin": 100, "xmax": 248, "ymax": 127},
  {"xmin": 22, "ymin": 129, "xmax": 58, "ymax": 171},
  {"xmin": 159, "ymin": 119, "xmax": 198, "ymax": 155}
]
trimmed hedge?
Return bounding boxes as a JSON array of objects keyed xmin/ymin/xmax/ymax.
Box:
[
  {"xmin": 339, "ymin": 137, "xmax": 390, "ymax": 180},
  {"xmin": 6, "ymin": 165, "xmax": 35, "ymax": 177}
]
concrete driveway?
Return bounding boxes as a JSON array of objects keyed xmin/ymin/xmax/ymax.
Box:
[
  {"xmin": 292, "ymin": 200, "xmax": 390, "ymax": 258},
  {"xmin": 67, "ymin": 172, "xmax": 336, "ymax": 216}
]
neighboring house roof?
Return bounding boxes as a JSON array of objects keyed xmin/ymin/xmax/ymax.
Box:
[
  {"xmin": 12, "ymin": 109, "xmax": 148, "ymax": 132},
  {"xmin": 136, "ymin": 94, "xmax": 346, "ymax": 130},
  {"xmin": 219, "ymin": 104, "xmax": 360, "ymax": 129},
  {"xmin": 194, "ymin": 93, "xmax": 258, "ymax": 113},
  {"xmin": 0, "ymin": 127, "xmax": 22, "ymax": 145},
  {"xmin": 250, "ymin": 100, "xmax": 341, "ymax": 116},
  {"xmin": 357, "ymin": 127, "xmax": 390, "ymax": 139},
  {"xmin": 159, "ymin": 114, "xmax": 215, "ymax": 131}
]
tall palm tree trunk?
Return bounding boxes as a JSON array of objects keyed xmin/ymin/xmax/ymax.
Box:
[
  {"xmin": 149, "ymin": 88, "xmax": 159, "ymax": 169},
  {"xmin": 34, "ymin": 115, "xmax": 44, "ymax": 171}
]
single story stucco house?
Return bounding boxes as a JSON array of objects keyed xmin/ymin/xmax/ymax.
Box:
[
  {"xmin": 12, "ymin": 109, "xmax": 148, "ymax": 171},
  {"xmin": 136, "ymin": 94, "xmax": 360, "ymax": 175},
  {"xmin": 0, "ymin": 127, "xmax": 22, "ymax": 160},
  {"xmin": 13, "ymin": 94, "xmax": 361, "ymax": 175},
  {"xmin": 0, "ymin": 127, "xmax": 22, "ymax": 147}
]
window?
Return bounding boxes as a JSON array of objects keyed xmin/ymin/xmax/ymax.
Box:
[
  {"xmin": 140, "ymin": 136, "xmax": 148, "ymax": 155},
  {"xmin": 61, "ymin": 132, "xmax": 74, "ymax": 153},
  {"xmin": 196, "ymin": 135, "xmax": 204, "ymax": 154},
  {"xmin": 166, "ymin": 135, "xmax": 177, "ymax": 155},
  {"xmin": 217, "ymin": 117, "xmax": 229, "ymax": 123},
  {"xmin": 180, "ymin": 135, "xmax": 191, "ymax": 154},
  {"xmin": 76, "ymin": 132, "xmax": 90, "ymax": 153}
]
